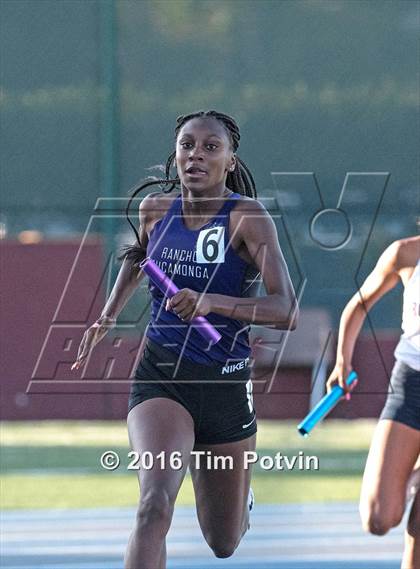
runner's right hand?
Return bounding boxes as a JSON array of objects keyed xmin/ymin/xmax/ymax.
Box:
[
  {"xmin": 326, "ymin": 361, "xmax": 358, "ymax": 398},
  {"xmin": 71, "ymin": 315, "xmax": 116, "ymax": 371}
]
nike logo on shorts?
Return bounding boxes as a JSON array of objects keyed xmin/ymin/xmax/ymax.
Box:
[
  {"xmin": 242, "ymin": 415, "xmax": 256, "ymax": 429},
  {"xmin": 221, "ymin": 357, "xmax": 250, "ymax": 375}
]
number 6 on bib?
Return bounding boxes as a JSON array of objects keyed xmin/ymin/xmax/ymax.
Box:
[{"xmin": 196, "ymin": 227, "xmax": 225, "ymax": 263}]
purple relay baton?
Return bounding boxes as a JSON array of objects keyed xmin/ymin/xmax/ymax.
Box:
[{"xmin": 139, "ymin": 257, "xmax": 222, "ymax": 345}]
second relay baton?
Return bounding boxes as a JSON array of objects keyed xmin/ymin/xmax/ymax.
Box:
[
  {"xmin": 297, "ymin": 371, "xmax": 358, "ymax": 436},
  {"xmin": 139, "ymin": 257, "xmax": 222, "ymax": 345}
]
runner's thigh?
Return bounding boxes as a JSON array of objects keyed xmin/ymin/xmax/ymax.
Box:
[
  {"xmin": 360, "ymin": 419, "xmax": 420, "ymax": 521},
  {"xmin": 127, "ymin": 398, "xmax": 195, "ymax": 499}
]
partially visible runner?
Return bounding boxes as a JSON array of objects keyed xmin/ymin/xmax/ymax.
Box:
[
  {"xmin": 327, "ymin": 235, "xmax": 420, "ymax": 569},
  {"xmin": 72, "ymin": 110, "xmax": 298, "ymax": 569}
]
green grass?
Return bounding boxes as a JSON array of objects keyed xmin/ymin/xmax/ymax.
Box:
[
  {"xmin": 0, "ymin": 420, "xmax": 374, "ymax": 509},
  {"xmin": 0, "ymin": 474, "xmax": 361, "ymax": 510}
]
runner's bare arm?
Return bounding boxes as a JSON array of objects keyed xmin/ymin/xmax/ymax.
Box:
[
  {"xmin": 100, "ymin": 197, "xmax": 153, "ymax": 319},
  {"xmin": 327, "ymin": 240, "xmax": 402, "ymax": 391},
  {"xmin": 199, "ymin": 200, "xmax": 298, "ymax": 329}
]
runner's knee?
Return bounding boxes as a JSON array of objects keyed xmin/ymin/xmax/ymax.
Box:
[
  {"xmin": 136, "ymin": 489, "xmax": 174, "ymax": 533},
  {"xmin": 360, "ymin": 498, "xmax": 404, "ymax": 536},
  {"xmin": 204, "ymin": 529, "xmax": 241, "ymax": 558},
  {"xmin": 209, "ymin": 538, "xmax": 238, "ymax": 558}
]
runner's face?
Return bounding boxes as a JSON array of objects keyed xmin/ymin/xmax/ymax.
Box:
[{"xmin": 176, "ymin": 118, "xmax": 235, "ymax": 192}]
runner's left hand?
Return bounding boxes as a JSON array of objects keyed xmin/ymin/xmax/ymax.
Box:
[{"xmin": 165, "ymin": 289, "xmax": 212, "ymax": 321}]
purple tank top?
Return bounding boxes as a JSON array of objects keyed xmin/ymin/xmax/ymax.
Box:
[{"xmin": 145, "ymin": 192, "xmax": 259, "ymax": 365}]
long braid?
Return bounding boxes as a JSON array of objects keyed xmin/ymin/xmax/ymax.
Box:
[{"xmin": 119, "ymin": 110, "xmax": 257, "ymax": 264}]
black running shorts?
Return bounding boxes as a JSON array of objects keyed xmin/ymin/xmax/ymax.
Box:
[
  {"xmin": 128, "ymin": 339, "xmax": 257, "ymax": 444},
  {"xmin": 380, "ymin": 359, "xmax": 420, "ymax": 431}
]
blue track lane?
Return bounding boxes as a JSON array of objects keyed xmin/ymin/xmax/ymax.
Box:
[{"xmin": 1, "ymin": 503, "xmax": 405, "ymax": 568}]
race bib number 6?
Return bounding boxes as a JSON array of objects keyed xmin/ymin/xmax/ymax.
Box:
[{"xmin": 196, "ymin": 227, "xmax": 225, "ymax": 263}]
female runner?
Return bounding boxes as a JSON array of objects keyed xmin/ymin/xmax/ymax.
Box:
[
  {"xmin": 72, "ymin": 110, "xmax": 298, "ymax": 569},
  {"xmin": 327, "ymin": 235, "xmax": 420, "ymax": 569}
]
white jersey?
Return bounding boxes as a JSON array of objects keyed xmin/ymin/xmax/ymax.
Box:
[{"xmin": 394, "ymin": 259, "xmax": 420, "ymax": 371}]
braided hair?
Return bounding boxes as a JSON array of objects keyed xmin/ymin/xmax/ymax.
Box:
[{"xmin": 119, "ymin": 110, "xmax": 257, "ymax": 265}]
